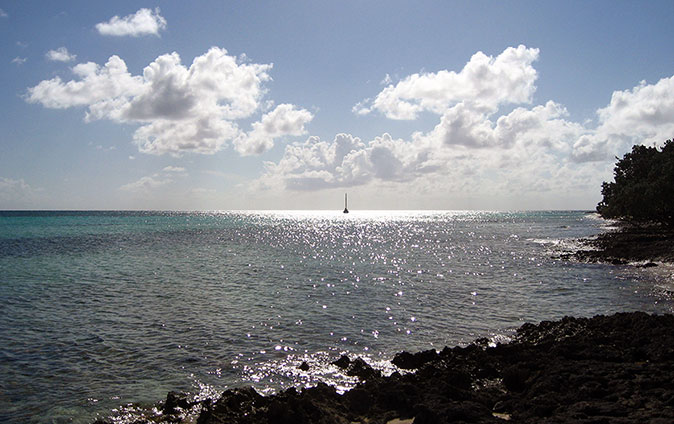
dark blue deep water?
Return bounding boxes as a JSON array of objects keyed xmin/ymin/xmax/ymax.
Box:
[{"xmin": 1, "ymin": 210, "xmax": 672, "ymax": 423}]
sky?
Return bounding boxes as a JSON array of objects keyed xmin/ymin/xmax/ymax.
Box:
[{"xmin": 1, "ymin": 1, "xmax": 674, "ymax": 211}]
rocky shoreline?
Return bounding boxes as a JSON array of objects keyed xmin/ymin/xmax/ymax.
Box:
[
  {"xmin": 573, "ymin": 221, "xmax": 674, "ymax": 265},
  {"xmin": 95, "ymin": 312, "xmax": 674, "ymax": 424}
]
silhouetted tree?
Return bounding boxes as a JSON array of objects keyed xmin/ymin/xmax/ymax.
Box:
[{"xmin": 597, "ymin": 139, "xmax": 674, "ymax": 224}]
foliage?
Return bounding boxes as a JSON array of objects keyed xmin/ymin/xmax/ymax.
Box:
[{"xmin": 597, "ymin": 139, "xmax": 674, "ymax": 224}]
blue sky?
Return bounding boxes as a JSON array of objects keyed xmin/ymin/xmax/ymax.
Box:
[{"xmin": 1, "ymin": 1, "xmax": 673, "ymax": 210}]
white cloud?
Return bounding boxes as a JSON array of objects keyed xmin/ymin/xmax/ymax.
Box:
[
  {"xmin": 119, "ymin": 166, "xmax": 192, "ymax": 193},
  {"xmin": 46, "ymin": 47, "xmax": 76, "ymax": 62},
  {"xmin": 0, "ymin": 8, "xmax": 8, "ymax": 18},
  {"xmin": 11, "ymin": 57, "xmax": 27, "ymax": 65},
  {"xmin": 25, "ymin": 42, "xmax": 674, "ymax": 206},
  {"xmin": 355, "ymin": 45, "xmax": 539, "ymax": 119},
  {"xmin": 427, "ymin": 100, "xmax": 584, "ymax": 150},
  {"xmin": 571, "ymin": 75, "xmax": 674, "ymax": 162},
  {"xmin": 260, "ymin": 109, "xmax": 586, "ymax": 195},
  {"xmin": 119, "ymin": 175, "xmax": 171, "ymax": 192},
  {"xmin": 0, "ymin": 177, "xmax": 30, "ymax": 195},
  {"xmin": 133, "ymin": 116, "xmax": 239, "ymax": 155},
  {"xmin": 26, "ymin": 47, "xmax": 311, "ymax": 156},
  {"xmin": 0, "ymin": 177, "xmax": 41, "ymax": 206},
  {"xmin": 380, "ymin": 73, "xmax": 393, "ymax": 85},
  {"xmin": 163, "ymin": 166, "xmax": 186, "ymax": 173},
  {"xmin": 259, "ymin": 45, "xmax": 674, "ymax": 206},
  {"xmin": 96, "ymin": 7, "xmax": 167, "ymax": 37},
  {"xmin": 26, "ymin": 55, "xmax": 144, "ymax": 110},
  {"xmin": 258, "ymin": 133, "xmax": 437, "ymax": 190},
  {"xmin": 234, "ymin": 104, "xmax": 314, "ymax": 155}
]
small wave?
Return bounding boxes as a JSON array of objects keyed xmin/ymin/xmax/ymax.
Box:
[
  {"xmin": 528, "ymin": 237, "xmax": 596, "ymax": 253},
  {"xmin": 583, "ymin": 212, "xmax": 621, "ymax": 231}
]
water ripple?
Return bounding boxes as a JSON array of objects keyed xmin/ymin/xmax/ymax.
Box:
[{"xmin": 1, "ymin": 210, "xmax": 672, "ymax": 423}]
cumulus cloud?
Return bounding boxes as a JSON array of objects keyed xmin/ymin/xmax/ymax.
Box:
[
  {"xmin": 96, "ymin": 7, "xmax": 167, "ymax": 37},
  {"xmin": 26, "ymin": 47, "xmax": 312, "ymax": 156},
  {"xmin": 258, "ymin": 133, "xmax": 440, "ymax": 190},
  {"xmin": 46, "ymin": 47, "xmax": 76, "ymax": 62},
  {"xmin": 234, "ymin": 104, "xmax": 314, "ymax": 155},
  {"xmin": 355, "ymin": 45, "xmax": 539, "ymax": 119},
  {"xmin": 427, "ymin": 100, "xmax": 584, "ymax": 150},
  {"xmin": 261, "ymin": 46, "xmax": 575, "ymax": 191},
  {"xmin": 11, "ymin": 57, "xmax": 27, "ymax": 65},
  {"xmin": 26, "ymin": 55, "xmax": 144, "ymax": 111},
  {"xmin": 571, "ymin": 75, "xmax": 674, "ymax": 162},
  {"xmin": 259, "ymin": 45, "xmax": 674, "ymax": 202}
]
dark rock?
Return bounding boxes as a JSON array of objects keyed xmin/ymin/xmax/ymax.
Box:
[
  {"xmin": 196, "ymin": 386, "xmax": 266, "ymax": 424},
  {"xmin": 331, "ymin": 354, "xmax": 351, "ymax": 369},
  {"xmin": 392, "ymin": 349, "xmax": 438, "ymax": 370},
  {"xmin": 298, "ymin": 361, "xmax": 310, "ymax": 371},
  {"xmin": 346, "ymin": 357, "xmax": 381, "ymax": 380},
  {"xmin": 343, "ymin": 387, "xmax": 372, "ymax": 414},
  {"xmin": 502, "ymin": 366, "xmax": 528, "ymax": 392},
  {"xmin": 492, "ymin": 400, "xmax": 508, "ymax": 413},
  {"xmin": 163, "ymin": 391, "xmax": 192, "ymax": 415},
  {"xmin": 574, "ymin": 223, "xmax": 674, "ymax": 264},
  {"xmin": 131, "ymin": 312, "xmax": 674, "ymax": 424}
]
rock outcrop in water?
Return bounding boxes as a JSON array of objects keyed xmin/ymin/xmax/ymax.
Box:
[{"xmin": 96, "ymin": 311, "xmax": 674, "ymax": 424}]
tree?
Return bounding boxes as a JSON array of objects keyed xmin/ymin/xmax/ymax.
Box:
[{"xmin": 597, "ymin": 139, "xmax": 674, "ymax": 224}]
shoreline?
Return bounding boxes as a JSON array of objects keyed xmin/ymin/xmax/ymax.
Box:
[
  {"xmin": 574, "ymin": 221, "xmax": 674, "ymax": 265},
  {"xmin": 95, "ymin": 311, "xmax": 674, "ymax": 424}
]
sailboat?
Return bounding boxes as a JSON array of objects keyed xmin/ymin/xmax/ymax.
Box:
[{"xmin": 343, "ymin": 193, "xmax": 349, "ymax": 213}]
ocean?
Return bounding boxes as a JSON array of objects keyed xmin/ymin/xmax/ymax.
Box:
[{"xmin": 1, "ymin": 210, "xmax": 672, "ymax": 423}]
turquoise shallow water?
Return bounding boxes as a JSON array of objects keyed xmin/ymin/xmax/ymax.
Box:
[{"xmin": 1, "ymin": 210, "xmax": 672, "ymax": 423}]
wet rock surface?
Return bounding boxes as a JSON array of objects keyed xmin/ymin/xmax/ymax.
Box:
[
  {"xmin": 574, "ymin": 223, "xmax": 674, "ymax": 264},
  {"xmin": 96, "ymin": 312, "xmax": 674, "ymax": 423}
]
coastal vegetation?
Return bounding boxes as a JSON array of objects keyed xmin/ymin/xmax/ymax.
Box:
[{"xmin": 597, "ymin": 139, "xmax": 674, "ymax": 224}]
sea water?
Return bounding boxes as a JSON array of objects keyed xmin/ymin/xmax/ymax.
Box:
[{"xmin": 1, "ymin": 210, "xmax": 672, "ymax": 423}]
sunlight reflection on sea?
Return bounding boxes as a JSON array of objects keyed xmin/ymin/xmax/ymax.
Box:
[{"xmin": 0, "ymin": 210, "xmax": 672, "ymax": 423}]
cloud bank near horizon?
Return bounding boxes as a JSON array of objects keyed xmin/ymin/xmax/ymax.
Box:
[
  {"xmin": 24, "ymin": 43, "xmax": 674, "ymax": 200},
  {"xmin": 257, "ymin": 46, "xmax": 674, "ymax": 195}
]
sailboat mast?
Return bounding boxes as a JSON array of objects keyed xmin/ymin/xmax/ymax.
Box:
[{"xmin": 343, "ymin": 193, "xmax": 349, "ymax": 213}]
